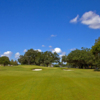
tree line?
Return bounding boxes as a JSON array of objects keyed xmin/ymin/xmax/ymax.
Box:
[
  {"xmin": 1, "ymin": 37, "xmax": 100, "ymax": 68},
  {"xmin": 62, "ymin": 37, "xmax": 100, "ymax": 69},
  {"xmin": 0, "ymin": 56, "xmax": 18, "ymax": 66},
  {"xmin": 18, "ymin": 49, "xmax": 60, "ymax": 67}
]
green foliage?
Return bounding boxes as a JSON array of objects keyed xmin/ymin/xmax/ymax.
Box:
[
  {"xmin": 24, "ymin": 49, "xmax": 38, "ymax": 65},
  {"xmin": 14, "ymin": 60, "xmax": 18, "ymax": 65},
  {"xmin": 66, "ymin": 48, "xmax": 94, "ymax": 68},
  {"xmin": 94, "ymin": 69, "xmax": 100, "ymax": 71},
  {"xmin": 35, "ymin": 52, "xmax": 43, "ymax": 65},
  {"xmin": 54, "ymin": 64, "xmax": 59, "ymax": 67},
  {"xmin": 91, "ymin": 41, "xmax": 100, "ymax": 55},
  {"xmin": 62, "ymin": 55, "xmax": 67, "ymax": 62},
  {"xmin": 18, "ymin": 49, "xmax": 60, "ymax": 66},
  {"xmin": 91, "ymin": 37, "xmax": 100, "ymax": 68},
  {"xmin": 0, "ymin": 56, "xmax": 10, "ymax": 66},
  {"xmin": 10, "ymin": 59, "xmax": 14, "ymax": 65},
  {"xmin": 16, "ymin": 37, "xmax": 100, "ymax": 68},
  {"xmin": 43, "ymin": 51, "xmax": 60, "ymax": 67},
  {"xmin": 18, "ymin": 55, "xmax": 28, "ymax": 64},
  {"xmin": 10, "ymin": 60, "xmax": 18, "ymax": 65}
]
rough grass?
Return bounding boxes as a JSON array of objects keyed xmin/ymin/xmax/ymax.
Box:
[{"xmin": 0, "ymin": 65, "xmax": 100, "ymax": 100}]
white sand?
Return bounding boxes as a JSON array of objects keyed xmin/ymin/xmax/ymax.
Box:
[
  {"xmin": 32, "ymin": 69, "xmax": 42, "ymax": 71},
  {"xmin": 63, "ymin": 69, "xmax": 73, "ymax": 71},
  {"xmin": 66, "ymin": 70, "xmax": 73, "ymax": 71}
]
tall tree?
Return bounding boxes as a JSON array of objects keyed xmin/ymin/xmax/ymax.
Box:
[
  {"xmin": 18, "ymin": 49, "xmax": 60, "ymax": 66},
  {"xmin": 66, "ymin": 48, "xmax": 94, "ymax": 68},
  {"xmin": 62, "ymin": 55, "xmax": 67, "ymax": 63},
  {"xmin": 18, "ymin": 55, "xmax": 28, "ymax": 64},
  {"xmin": 43, "ymin": 51, "xmax": 60, "ymax": 67},
  {"xmin": 0, "ymin": 56, "xmax": 10, "ymax": 66},
  {"xmin": 10, "ymin": 60, "xmax": 18, "ymax": 65},
  {"xmin": 10, "ymin": 59, "xmax": 14, "ymax": 65},
  {"xmin": 35, "ymin": 52, "xmax": 43, "ymax": 65},
  {"xmin": 91, "ymin": 37, "xmax": 100, "ymax": 68},
  {"xmin": 43, "ymin": 51, "xmax": 54, "ymax": 67},
  {"xmin": 14, "ymin": 60, "xmax": 18, "ymax": 65},
  {"xmin": 52, "ymin": 52, "xmax": 60, "ymax": 63},
  {"xmin": 24, "ymin": 49, "xmax": 39, "ymax": 65}
]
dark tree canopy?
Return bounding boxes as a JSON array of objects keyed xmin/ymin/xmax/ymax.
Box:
[
  {"xmin": 10, "ymin": 59, "xmax": 18, "ymax": 65},
  {"xmin": 16, "ymin": 37, "xmax": 100, "ymax": 69},
  {"xmin": 18, "ymin": 49, "xmax": 60, "ymax": 67},
  {"xmin": 91, "ymin": 37, "xmax": 100, "ymax": 68},
  {"xmin": 0, "ymin": 56, "xmax": 10, "ymax": 66},
  {"xmin": 62, "ymin": 55, "xmax": 67, "ymax": 63},
  {"xmin": 66, "ymin": 48, "xmax": 94, "ymax": 68}
]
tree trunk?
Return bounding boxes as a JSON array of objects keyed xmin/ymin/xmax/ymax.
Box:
[
  {"xmin": 28, "ymin": 60, "xmax": 30, "ymax": 65},
  {"xmin": 47, "ymin": 63, "xmax": 49, "ymax": 67}
]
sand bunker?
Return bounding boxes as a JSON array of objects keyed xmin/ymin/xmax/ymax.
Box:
[
  {"xmin": 63, "ymin": 69, "xmax": 73, "ymax": 71},
  {"xmin": 66, "ymin": 70, "xmax": 73, "ymax": 71},
  {"xmin": 32, "ymin": 69, "xmax": 42, "ymax": 71}
]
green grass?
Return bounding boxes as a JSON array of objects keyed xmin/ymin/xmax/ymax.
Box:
[{"xmin": 0, "ymin": 65, "xmax": 100, "ymax": 100}]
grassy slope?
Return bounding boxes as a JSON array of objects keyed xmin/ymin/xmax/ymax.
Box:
[{"xmin": 0, "ymin": 65, "xmax": 100, "ymax": 100}]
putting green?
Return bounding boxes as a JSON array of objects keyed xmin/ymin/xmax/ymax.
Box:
[{"xmin": 0, "ymin": 65, "xmax": 100, "ymax": 100}]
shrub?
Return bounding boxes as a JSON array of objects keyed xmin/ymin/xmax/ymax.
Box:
[
  {"xmin": 94, "ymin": 69, "xmax": 100, "ymax": 71},
  {"xmin": 54, "ymin": 64, "xmax": 59, "ymax": 67}
]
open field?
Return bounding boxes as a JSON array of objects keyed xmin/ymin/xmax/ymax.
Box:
[{"xmin": 0, "ymin": 65, "xmax": 100, "ymax": 100}]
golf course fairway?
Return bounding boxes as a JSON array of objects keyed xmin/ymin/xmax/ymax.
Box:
[{"xmin": 0, "ymin": 65, "xmax": 100, "ymax": 100}]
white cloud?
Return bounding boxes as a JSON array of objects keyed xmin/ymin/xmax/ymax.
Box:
[
  {"xmin": 42, "ymin": 45, "xmax": 45, "ymax": 47},
  {"xmin": 15, "ymin": 52, "xmax": 20, "ymax": 59},
  {"xmin": 81, "ymin": 11, "xmax": 100, "ymax": 29},
  {"xmin": 35, "ymin": 49, "xmax": 42, "ymax": 52},
  {"xmin": 70, "ymin": 11, "xmax": 100, "ymax": 29},
  {"xmin": 51, "ymin": 35, "xmax": 57, "ymax": 37},
  {"xmin": 1, "ymin": 51, "xmax": 12, "ymax": 58},
  {"xmin": 23, "ymin": 49, "xmax": 27, "ymax": 52},
  {"xmin": 59, "ymin": 52, "xmax": 66, "ymax": 57},
  {"xmin": 37, "ymin": 49, "xmax": 42, "ymax": 52},
  {"xmin": 70, "ymin": 48, "xmax": 76, "ymax": 51},
  {"xmin": 70, "ymin": 15, "xmax": 79, "ymax": 23},
  {"xmin": 49, "ymin": 46, "xmax": 52, "ymax": 48},
  {"xmin": 52, "ymin": 48, "xmax": 62, "ymax": 53}
]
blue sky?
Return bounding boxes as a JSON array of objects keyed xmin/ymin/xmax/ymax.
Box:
[{"xmin": 0, "ymin": 0, "xmax": 100, "ymax": 60}]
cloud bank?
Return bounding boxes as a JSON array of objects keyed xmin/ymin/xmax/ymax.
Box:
[
  {"xmin": 42, "ymin": 45, "xmax": 45, "ymax": 47},
  {"xmin": 23, "ymin": 49, "xmax": 27, "ymax": 52},
  {"xmin": 59, "ymin": 52, "xmax": 66, "ymax": 57},
  {"xmin": 35, "ymin": 49, "xmax": 42, "ymax": 52},
  {"xmin": 51, "ymin": 35, "xmax": 57, "ymax": 37},
  {"xmin": 49, "ymin": 46, "xmax": 52, "ymax": 48},
  {"xmin": 70, "ymin": 11, "xmax": 100, "ymax": 29},
  {"xmin": 15, "ymin": 52, "xmax": 20, "ymax": 59},
  {"xmin": 52, "ymin": 48, "xmax": 62, "ymax": 53},
  {"xmin": 1, "ymin": 51, "xmax": 12, "ymax": 58},
  {"xmin": 70, "ymin": 15, "xmax": 79, "ymax": 23},
  {"xmin": 70, "ymin": 48, "xmax": 76, "ymax": 51}
]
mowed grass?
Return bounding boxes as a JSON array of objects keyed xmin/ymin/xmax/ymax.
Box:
[{"xmin": 0, "ymin": 65, "xmax": 100, "ymax": 100}]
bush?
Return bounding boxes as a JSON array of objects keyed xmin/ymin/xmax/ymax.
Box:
[
  {"xmin": 54, "ymin": 64, "xmax": 59, "ymax": 67},
  {"xmin": 94, "ymin": 69, "xmax": 100, "ymax": 71}
]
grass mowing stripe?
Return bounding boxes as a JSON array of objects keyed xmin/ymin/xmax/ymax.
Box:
[{"xmin": 0, "ymin": 66, "xmax": 100, "ymax": 100}]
